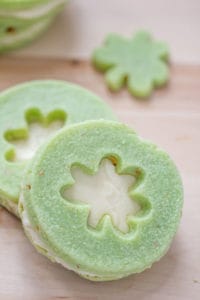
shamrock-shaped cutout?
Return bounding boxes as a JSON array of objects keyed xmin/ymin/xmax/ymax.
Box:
[
  {"xmin": 4, "ymin": 108, "xmax": 66, "ymax": 162},
  {"xmin": 64, "ymin": 159, "xmax": 140, "ymax": 233},
  {"xmin": 92, "ymin": 31, "xmax": 169, "ymax": 98}
]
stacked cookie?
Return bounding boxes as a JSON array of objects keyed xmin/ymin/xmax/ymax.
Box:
[
  {"xmin": 0, "ymin": 0, "xmax": 68, "ymax": 53},
  {"xmin": 0, "ymin": 80, "xmax": 183, "ymax": 281}
]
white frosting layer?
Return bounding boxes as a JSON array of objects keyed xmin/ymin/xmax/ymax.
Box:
[
  {"xmin": 64, "ymin": 159, "xmax": 138, "ymax": 233},
  {"xmin": 0, "ymin": 0, "xmax": 67, "ymax": 19},
  {"xmin": 11, "ymin": 121, "xmax": 63, "ymax": 162},
  {"xmin": 0, "ymin": 18, "xmax": 50, "ymax": 46}
]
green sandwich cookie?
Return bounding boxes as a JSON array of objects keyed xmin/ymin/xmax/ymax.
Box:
[
  {"xmin": 92, "ymin": 31, "xmax": 169, "ymax": 98},
  {"xmin": 0, "ymin": 16, "xmax": 54, "ymax": 53},
  {"xmin": 19, "ymin": 121, "xmax": 183, "ymax": 281},
  {"xmin": 0, "ymin": 80, "xmax": 116, "ymax": 216},
  {"xmin": 0, "ymin": 0, "xmax": 68, "ymax": 53}
]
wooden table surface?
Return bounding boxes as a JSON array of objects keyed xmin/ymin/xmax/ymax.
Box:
[
  {"xmin": 15, "ymin": 0, "xmax": 200, "ymax": 64},
  {"xmin": 0, "ymin": 57, "xmax": 199, "ymax": 300}
]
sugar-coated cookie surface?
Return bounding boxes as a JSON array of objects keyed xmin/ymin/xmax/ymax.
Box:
[
  {"xmin": 0, "ymin": 81, "xmax": 116, "ymax": 216},
  {"xmin": 92, "ymin": 31, "xmax": 169, "ymax": 98},
  {"xmin": 19, "ymin": 120, "xmax": 183, "ymax": 281}
]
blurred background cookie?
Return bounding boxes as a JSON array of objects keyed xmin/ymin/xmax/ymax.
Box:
[{"xmin": 0, "ymin": 0, "xmax": 68, "ymax": 53}]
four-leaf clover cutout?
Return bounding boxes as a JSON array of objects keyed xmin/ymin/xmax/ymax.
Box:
[
  {"xmin": 92, "ymin": 31, "xmax": 169, "ymax": 98},
  {"xmin": 4, "ymin": 109, "xmax": 65, "ymax": 162},
  {"xmin": 63, "ymin": 159, "xmax": 141, "ymax": 233}
]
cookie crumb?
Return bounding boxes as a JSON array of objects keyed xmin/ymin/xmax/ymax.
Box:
[
  {"xmin": 25, "ymin": 184, "xmax": 31, "ymax": 190},
  {"xmin": 193, "ymin": 279, "xmax": 199, "ymax": 284},
  {"xmin": 38, "ymin": 170, "xmax": 44, "ymax": 176},
  {"xmin": 6, "ymin": 26, "xmax": 16, "ymax": 34}
]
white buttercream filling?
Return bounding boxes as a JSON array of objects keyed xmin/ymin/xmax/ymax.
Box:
[
  {"xmin": 64, "ymin": 159, "xmax": 138, "ymax": 233},
  {"xmin": 11, "ymin": 121, "xmax": 63, "ymax": 162},
  {"xmin": 0, "ymin": 0, "xmax": 67, "ymax": 19},
  {"xmin": 0, "ymin": 18, "xmax": 50, "ymax": 46}
]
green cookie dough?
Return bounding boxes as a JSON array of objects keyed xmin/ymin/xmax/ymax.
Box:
[
  {"xmin": 92, "ymin": 31, "xmax": 169, "ymax": 98},
  {"xmin": 0, "ymin": 80, "xmax": 116, "ymax": 216},
  {"xmin": 19, "ymin": 120, "xmax": 183, "ymax": 281},
  {"xmin": 0, "ymin": 16, "xmax": 53, "ymax": 53},
  {"xmin": 0, "ymin": 0, "xmax": 68, "ymax": 53},
  {"xmin": 0, "ymin": 1, "xmax": 53, "ymax": 10}
]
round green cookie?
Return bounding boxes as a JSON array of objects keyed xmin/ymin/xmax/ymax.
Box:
[
  {"xmin": 19, "ymin": 120, "xmax": 183, "ymax": 281},
  {"xmin": 0, "ymin": 0, "xmax": 68, "ymax": 53},
  {"xmin": 0, "ymin": 81, "xmax": 116, "ymax": 216},
  {"xmin": 0, "ymin": 1, "xmax": 54, "ymax": 10},
  {"xmin": 0, "ymin": 0, "xmax": 67, "ymax": 13},
  {"xmin": 0, "ymin": 16, "xmax": 54, "ymax": 53}
]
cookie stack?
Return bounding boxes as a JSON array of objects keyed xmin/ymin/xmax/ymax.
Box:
[
  {"xmin": 0, "ymin": 0, "xmax": 68, "ymax": 53},
  {"xmin": 0, "ymin": 80, "xmax": 183, "ymax": 281}
]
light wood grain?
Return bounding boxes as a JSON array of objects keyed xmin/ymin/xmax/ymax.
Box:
[
  {"xmin": 0, "ymin": 57, "xmax": 199, "ymax": 300},
  {"xmin": 14, "ymin": 0, "xmax": 200, "ymax": 64}
]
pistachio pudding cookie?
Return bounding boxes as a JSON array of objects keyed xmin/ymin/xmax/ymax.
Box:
[
  {"xmin": 0, "ymin": 80, "xmax": 116, "ymax": 216},
  {"xmin": 0, "ymin": 0, "xmax": 68, "ymax": 53},
  {"xmin": 19, "ymin": 120, "xmax": 183, "ymax": 281}
]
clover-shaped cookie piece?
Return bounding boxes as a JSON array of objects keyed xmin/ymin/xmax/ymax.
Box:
[
  {"xmin": 19, "ymin": 120, "xmax": 183, "ymax": 281},
  {"xmin": 92, "ymin": 31, "xmax": 169, "ymax": 98},
  {"xmin": 0, "ymin": 80, "xmax": 116, "ymax": 216}
]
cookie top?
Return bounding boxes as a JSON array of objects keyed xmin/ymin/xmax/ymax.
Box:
[
  {"xmin": 0, "ymin": 80, "xmax": 116, "ymax": 207},
  {"xmin": 0, "ymin": 0, "xmax": 68, "ymax": 53},
  {"xmin": 20, "ymin": 120, "xmax": 183, "ymax": 281},
  {"xmin": 92, "ymin": 31, "xmax": 169, "ymax": 98},
  {"xmin": 0, "ymin": 16, "xmax": 53, "ymax": 52},
  {"xmin": 0, "ymin": 0, "xmax": 52, "ymax": 10},
  {"xmin": 0, "ymin": 0, "xmax": 67, "ymax": 19}
]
